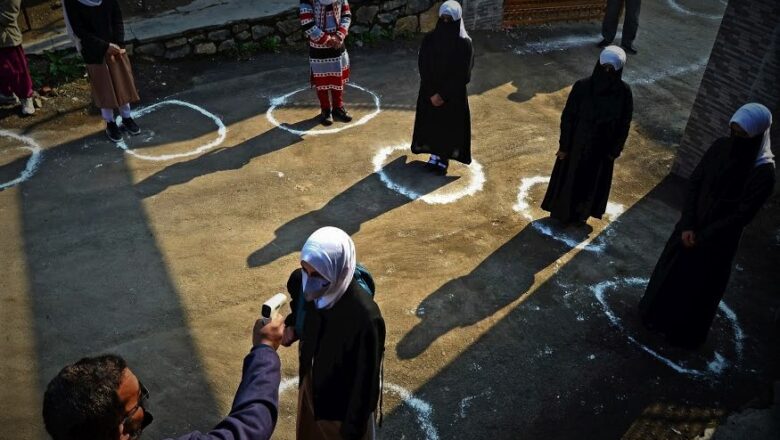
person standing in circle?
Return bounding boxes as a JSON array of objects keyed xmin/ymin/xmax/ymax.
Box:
[
  {"xmin": 597, "ymin": 0, "xmax": 641, "ymax": 54},
  {"xmin": 300, "ymin": 0, "xmax": 353, "ymax": 127},
  {"xmin": 282, "ymin": 227, "xmax": 385, "ymax": 440},
  {"xmin": 0, "ymin": 0, "xmax": 37, "ymax": 115},
  {"xmin": 62, "ymin": 0, "xmax": 141, "ymax": 143},
  {"xmin": 411, "ymin": 0, "xmax": 474, "ymax": 175},
  {"xmin": 541, "ymin": 46, "xmax": 633, "ymax": 225},
  {"xmin": 639, "ymin": 103, "xmax": 775, "ymax": 349}
]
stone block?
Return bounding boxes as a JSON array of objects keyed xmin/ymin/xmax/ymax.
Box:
[
  {"xmin": 235, "ymin": 31, "xmax": 252, "ymax": 41},
  {"xmin": 232, "ymin": 23, "xmax": 250, "ymax": 34},
  {"xmin": 208, "ymin": 29, "xmax": 232, "ymax": 41},
  {"xmin": 420, "ymin": 2, "xmax": 443, "ymax": 33},
  {"xmin": 165, "ymin": 45, "xmax": 192, "ymax": 59},
  {"xmin": 355, "ymin": 5, "xmax": 379, "ymax": 24},
  {"xmin": 277, "ymin": 18, "xmax": 300, "ymax": 35},
  {"xmin": 135, "ymin": 42, "xmax": 165, "ymax": 57},
  {"xmin": 395, "ymin": 15, "xmax": 419, "ymax": 34},
  {"xmin": 188, "ymin": 33, "xmax": 206, "ymax": 44},
  {"xmin": 252, "ymin": 25, "xmax": 274, "ymax": 40},
  {"xmin": 194, "ymin": 42, "xmax": 217, "ymax": 55},
  {"xmin": 377, "ymin": 12, "xmax": 399, "ymax": 24},
  {"xmin": 406, "ymin": 0, "xmax": 432, "ymax": 15},
  {"xmin": 350, "ymin": 25, "xmax": 369, "ymax": 35},
  {"xmin": 218, "ymin": 39, "xmax": 236, "ymax": 53},
  {"xmin": 165, "ymin": 37, "xmax": 188, "ymax": 48},
  {"xmin": 382, "ymin": 0, "xmax": 406, "ymax": 11}
]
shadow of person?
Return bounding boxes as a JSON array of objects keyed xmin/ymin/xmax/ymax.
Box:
[
  {"xmin": 396, "ymin": 219, "xmax": 594, "ymax": 360},
  {"xmin": 15, "ymin": 129, "xmax": 222, "ymax": 437},
  {"xmin": 246, "ymin": 156, "xmax": 459, "ymax": 268},
  {"xmin": 134, "ymin": 118, "xmax": 319, "ymax": 198}
]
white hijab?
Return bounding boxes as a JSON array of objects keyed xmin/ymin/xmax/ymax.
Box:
[
  {"xmin": 439, "ymin": 0, "xmax": 470, "ymax": 39},
  {"xmin": 599, "ymin": 45, "xmax": 627, "ymax": 71},
  {"xmin": 60, "ymin": 0, "xmax": 104, "ymax": 52},
  {"xmin": 301, "ymin": 227, "xmax": 356, "ymax": 310},
  {"xmin": 730, "ymin": 102, "xmax": 774, "ymax": 167}
]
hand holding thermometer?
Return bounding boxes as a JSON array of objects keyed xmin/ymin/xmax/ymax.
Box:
[{"xmin": 261, "ymin": 293, "xmax": 289, "ymax": 324}]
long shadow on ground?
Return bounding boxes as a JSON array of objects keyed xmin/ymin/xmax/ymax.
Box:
[
  {"xmin": 397, "ymin": 219, "xmax": 593, "ymax": 360},
  {"xmin": 384, "ymin": 177, "xmax": 780, "ymax": 440},
  {"xmin": 134, "ymin": 119, "xmax": 317, "ymax": 198},
  {"xmin": 247, "ymin": 157, "xmax": 459, "ymax": 268},
  {"xmin": 16, "ymin": 131, "xmax": 222, "ymax": 438}
]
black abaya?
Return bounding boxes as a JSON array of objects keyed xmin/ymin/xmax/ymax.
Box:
[
  {"xmin": 639, "ymin": 137, "xmax": 776, "ymax": 347},
  {"xmin": 411, "ymin": 19, "xmax": 474, "ymax": 164},
  {"xmin": 541, "ymin": 64, "xmax": 633, "ymax": 222}
]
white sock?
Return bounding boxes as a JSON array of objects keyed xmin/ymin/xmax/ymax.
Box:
[
  {"xmin": 119, "ymin": 104, "xmax": 132, "ymax": 119},
  {"xmin": 101, "ymin": 108, "xmax": 115, "ymax": 122}
]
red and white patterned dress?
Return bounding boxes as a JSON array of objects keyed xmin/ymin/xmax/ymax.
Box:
[{"xmin": 300, "ymin": 0, "xmax": 352, "ymax": 91}]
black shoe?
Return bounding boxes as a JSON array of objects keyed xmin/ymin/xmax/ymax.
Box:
[
  {"xmin": 121, "ymin": 117, "xmax": 141, "ymax": 135},
  {"xmin": 621, "ymin": 42, "xmax": 637, "ymax": 54},
  {"xmin": 106, "ymin": 121, "xmax": 123, "ymax": 143},
  {"xmin": 332, "ymin": 107, "xmax": 353, "ymax": 123},
  {"xmin": 319, "ymin": 109, "xmax": 333, "ymax": 126},
  {"xmin": 597, "ymin": 39, "xmax": 612, "ymax": 48}
]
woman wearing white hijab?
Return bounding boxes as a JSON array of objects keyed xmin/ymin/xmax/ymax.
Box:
[
  {"xmin": 640, "ymin": 103, "xmax": 776, "ymax": 349},
  {"xmin": 62, "ymin": 0, "xmax": 140, "ymax": 143},
  {"xmin": 411, "ymin": 0, "xmax": 474, "ymax": 175},
  {"xmin": 282, "ymin": 226, "xmax": 385, "ymax": 440},
  {"xmin": 541, "ymin": 45, "xmax": 633, "ymax": 224}
]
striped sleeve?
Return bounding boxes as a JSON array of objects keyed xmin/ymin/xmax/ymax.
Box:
[
  {"xmin": 337, "ymin": 0, "xmax": 351, "ymax": 40},
  {"xmin": 300, "ymin": 0, "xmax": 328, "ymax": 44}
]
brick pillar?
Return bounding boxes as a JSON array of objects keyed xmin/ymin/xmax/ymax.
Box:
[{"xmin": 673, "ymin": 0, "xmax": 780, "ymax": 178}]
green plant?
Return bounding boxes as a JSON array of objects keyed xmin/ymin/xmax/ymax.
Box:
[
  {"xmin": 259, "ymin": 36, "xmax": 282, "ymax": 53},
  {"xmin": 43, "ymin": 50, "xmax": 85, "ymax": 83}
]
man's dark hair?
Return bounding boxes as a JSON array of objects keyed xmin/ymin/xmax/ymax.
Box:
[{"xmin": 42, "ymin": 354, "xmax": 128, "ymax": 440}]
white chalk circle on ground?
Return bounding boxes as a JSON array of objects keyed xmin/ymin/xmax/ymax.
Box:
[
  {"xmin": 266, "ymin": 83, "xmax": 381, "ymax": 136},
  {"xmin": 373, "ymin": 144, "xmax": 486, "ymax": 205},
  {"xmin": 513, "ymin": 175, "xmax": 625, "ymax": 252},
  {"xmin": 591, "ymin": 277, "xmax": 744, "ymax": 377},
  {"xmin": 667, "ymin": 0, "xmax": 723, "ymax": 20},
  {"xmin": 0, "ymin": 130, "xmax": 43, "ymax": 190},
  {"xmin": 279, "ymin": 377, "xmax": 439, "ymax": 440},
  {"xmin": 116, "ymin": 99, "xmax": 227, "ymax": 161}
]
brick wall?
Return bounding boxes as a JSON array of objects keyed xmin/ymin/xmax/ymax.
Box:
[
  {"xmin": 461, "ymin": 0, "xmax": 504, "ymax": 30},
  {"xmin": 673, "ymin": 0, "xmax": 780, "ymax": 177}
]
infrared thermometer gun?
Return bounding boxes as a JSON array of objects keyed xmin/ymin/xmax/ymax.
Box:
[{"xmin": 261, "ymin": 293, "xmax": 289, "ymax": 324}]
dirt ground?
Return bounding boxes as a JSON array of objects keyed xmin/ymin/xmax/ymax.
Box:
[{"xmin": 1, "ymin": 1, "xmax": 779, "ymax": 439}]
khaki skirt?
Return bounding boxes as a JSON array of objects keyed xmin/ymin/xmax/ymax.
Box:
[{"xmin": 86, "ymin": 52, "xmax": 140, "ymax": 109}]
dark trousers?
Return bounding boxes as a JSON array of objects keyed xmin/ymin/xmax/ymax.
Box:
[{"xmin": 602, "ymin": 0, "xmax": 641, "ymax": 44}]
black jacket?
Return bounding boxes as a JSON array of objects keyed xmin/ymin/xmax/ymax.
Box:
[
  {"xmin": 286, "ymin": 269, "xmax": 386, "ymax": 440},
  {"xmin": 63, "ymin": 0, "xmax": 124, "ymax": 64}
]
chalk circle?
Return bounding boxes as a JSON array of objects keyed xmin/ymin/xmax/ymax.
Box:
[
  {"xmin": 667, "ymin": 0, "xmax": 724, "ymax": 20},
  {"xmin": 0, "ymin": 130, "xmax": 43, "ymax": 190},
  {"xmin": 591, "ymin": 277, "xmax": 744, "ymax": 377},
  {"xmin": 373, "ymin": 144, "xmax": 485, "ymax": 205},
  {"xmin": 116, "ymin": 99, "xmax": 227, "ymax": 161},
  {"xmin": 513, "ymin": 175, "xmax": 624, "ymax": 252},
  {"xmin": 266, "ymin": 83, "xmax": 381, "ymax": 136},
  {"xmin": 279, "ymin": 377, "xmax": 439, "ymax": 440}
]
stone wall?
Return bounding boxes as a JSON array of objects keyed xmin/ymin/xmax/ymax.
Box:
[
  {"xmin": 674, "ymin": 0, "xmax": 779, "ymax": 177},
  {"xmin": 127, "ymin": 0, "xmax": 503, "ymax": 61}
]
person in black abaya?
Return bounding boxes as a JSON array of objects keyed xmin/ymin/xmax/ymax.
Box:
[
  {"xmin": 541, "ymin": 45, "xmax": 633, "ymax": 224},
  {"xmin": 411, "ymin": 0, "xmax": 474, "ymax": 175},
  {"xmin": 639, "ymin": 103, "xmax": 776, "ymax": 349}
]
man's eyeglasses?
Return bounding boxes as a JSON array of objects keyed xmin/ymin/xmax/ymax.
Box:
[{"xmin": 122, "ymin": 382, "xmax": 152, "ymax": 438}]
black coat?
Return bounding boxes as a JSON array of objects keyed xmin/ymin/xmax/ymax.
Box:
[
  {"xmin": 286, "ymin": 269, "xmax": 386, "ymax": 440},
  {"xmin": 63, "ymin": 0, "xmax": 124, "ymax": 64},
  {"xmin": 639, "ymin": 138, "xmax": 776, "ymax": 347},
  {"xmin": 541, "ymin": 66, "xmax": 633, "ymax": 222},
  {"xmin": 411, "ymin": 21, "xmax": 474, "ymax": 164}
]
